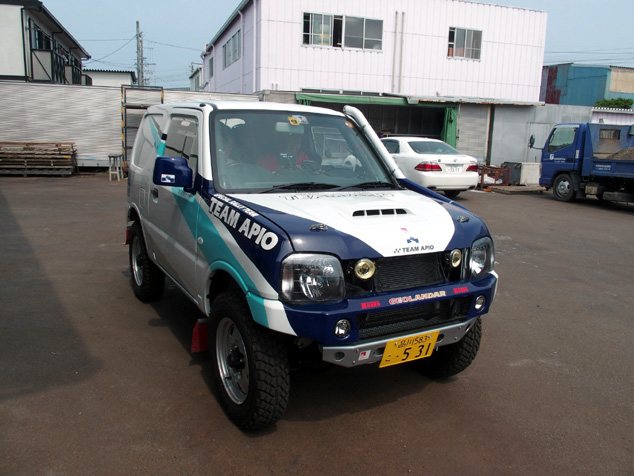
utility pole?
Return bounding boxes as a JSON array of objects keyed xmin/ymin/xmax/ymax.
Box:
[{"xmin": 136, "ymin": 21, "xmax": 144, "ymax": 87}]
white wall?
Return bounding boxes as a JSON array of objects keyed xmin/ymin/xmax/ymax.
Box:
[
  {"xmin": 205, "ymin": 0, "xmax": 546, "ymax": 103},
  {"xmin": 0, "ymin": 6, "xmax": 26, "ymax": 77},
  {"xmin": 490, "ymin": 104, "xmax": 592, "ymax": 166},
  {"xmin": 86, "ymin": 71, "xmax": 134, "ymax": 87}
]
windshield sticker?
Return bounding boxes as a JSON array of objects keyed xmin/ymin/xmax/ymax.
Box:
[
  {"xmin": 289, "ymin": 115, "xmax": 309, "ymax": 125},
  {"xmin": 284, "ymin": 192, "xmax": 396, "ymax": 200},
  {"xmin": 209, "ymin": 195, "xmax": 279, "ymax": 251}
]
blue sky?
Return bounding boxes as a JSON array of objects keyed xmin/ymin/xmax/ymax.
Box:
[{"xmin": 44, "ymin": 0, "xmax": 634, "ymax": 89}]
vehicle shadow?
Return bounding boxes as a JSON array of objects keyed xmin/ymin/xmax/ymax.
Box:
[
  {"xmin": 146, "ymin": 285, "xmax": 442, "ymax": 431},
  {"xmin": 0, "ymin": 182, "xmax": 101, "ymax": 403}
]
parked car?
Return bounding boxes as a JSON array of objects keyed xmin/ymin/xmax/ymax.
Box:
[{"xmin": 381, "ymin": 137, "xmax": 479, "ymax": 198}]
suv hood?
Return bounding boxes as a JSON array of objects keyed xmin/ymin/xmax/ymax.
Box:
[{"xmin": 235, "ymin": 190, "xmax": 482, "ymax": 259}]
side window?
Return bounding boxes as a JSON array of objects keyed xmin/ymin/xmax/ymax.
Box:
[
  {"xmin": 132, "ymin": 114, "xmax": 163, "ymax": 168},
  {"xmin": 164, "ymin": 115, "xmax": 199, "ymax": 171},
  {"xmin": 383, "ymin": 140, "xmax": 399, "ymax": 154},
  {"xmin": 547, "ymin": 127, "xmax": 578, "ymax": 154}
]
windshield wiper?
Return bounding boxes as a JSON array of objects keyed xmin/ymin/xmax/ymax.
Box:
[
  {"xmin": 339, "ymin": 181, "xmax": 398, "ymax": 191},
  {"xmin": 261, "ymin": 182, "xmax": 341, "ymax": 193}
]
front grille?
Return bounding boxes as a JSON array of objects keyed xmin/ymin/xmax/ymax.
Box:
[
  {"xmin": 374, "ymin": 253, "xmax": 445, "ymax": 292},
  {"xmin": 356, "ymin": 296, "xmax": 473, "ymax": 341}
]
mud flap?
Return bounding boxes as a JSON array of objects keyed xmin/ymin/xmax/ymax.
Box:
[{"xmin": 191, "ymin": 318, "xmax": 210, "ymax": 353}]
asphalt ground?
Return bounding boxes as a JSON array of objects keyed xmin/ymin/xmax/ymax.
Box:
[{"xmin": 1, "ymin": 174, "xmax": 632, "ymax": 476}]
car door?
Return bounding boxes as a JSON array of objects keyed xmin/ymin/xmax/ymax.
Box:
[{"xmin": 146, "ymin": 111, "xmax": 201, "ymax": 300}]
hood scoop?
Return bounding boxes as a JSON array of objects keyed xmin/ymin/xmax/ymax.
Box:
[{"xmin": 352, "ymin": 208, "xmax": 408, "ymax": 217}]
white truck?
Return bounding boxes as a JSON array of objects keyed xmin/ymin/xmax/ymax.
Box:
[{"xmin": 126, "ymin": 101, "xmax": 498, "ymax": 430}]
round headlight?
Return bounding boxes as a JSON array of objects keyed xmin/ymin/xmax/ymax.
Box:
[
  {"xmin": 450, "ymin": 249, "xmax": 462, "ymax": 268},
  {"xmin": 354, "ymin": 258, "xmax": 376, "ymax": 280},
  {"xmin": 470, "ymin": 237, "xmax": 494, "ymax": 280},
  {"xmin": 281, "ymin": 254, "xmax": 345, "ymax": 303}
]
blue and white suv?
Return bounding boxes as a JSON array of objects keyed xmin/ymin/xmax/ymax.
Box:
[{"xmin": 126, "ymin": 101, "xmax": 497, "ymax": 430}]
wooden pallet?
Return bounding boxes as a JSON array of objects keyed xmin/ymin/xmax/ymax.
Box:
[{"xmin": 0, "ymin": 142, "xmax": 77, "ymax": 176}]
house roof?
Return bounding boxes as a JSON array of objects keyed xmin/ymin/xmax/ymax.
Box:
[{"xmin": 1, "ymin": 0, "xmax": 90, "ymax": 59}]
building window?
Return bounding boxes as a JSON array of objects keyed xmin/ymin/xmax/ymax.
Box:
[
  {"xmin": 209, "ymin": 57, "xmax": 214, "ymax": 78},
  {"xmin": 222, "ymin": 30, "xmax": 241, "ymax": 68},
  {"xmin": 303, "ymin": 13, "xmax": 382, "ymax": 50},
  {"xmin": 448, "ymin": 27, "xmax": 482, "ymax": 60}
]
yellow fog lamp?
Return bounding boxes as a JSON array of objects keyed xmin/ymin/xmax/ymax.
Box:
[
  {"xmin": 450, "ymin": 249, "xmax": 462, "ymax": 268},
  {"xmin": 354, "ymin": 258, "xmax": 376, "ymax": 280}
]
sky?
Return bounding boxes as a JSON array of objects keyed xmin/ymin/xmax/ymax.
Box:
[{"xmin": 44, "ymin": 0, "xmax": 634, "ymax": 89}]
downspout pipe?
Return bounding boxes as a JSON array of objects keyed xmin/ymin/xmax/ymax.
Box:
[
  {"xmin": 238, "ymin": 10, "xmax": 244, "ymax": 94},
  {"xmin": 253, "ymin": 0, "xmax": 257, "ymax": 93},
  {"xmin": 399, "ymin": 12, "xmax": 405, "ymax": 93},
  {"xmin": 392, "ymin": 11, "xmax": 398, "ymax": 93},
  {"xmin": 21, "ymin": 8, "xmax": 29, "ymax": 81}
]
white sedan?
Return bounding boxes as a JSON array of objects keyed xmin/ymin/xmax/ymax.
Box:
[{"xmin": 381, "ymin": 137, "xmax": 479, "ymax": 198}]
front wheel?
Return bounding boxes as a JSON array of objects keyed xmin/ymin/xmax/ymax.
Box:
[
  {"xmin": 553, "ymin": 174, "xmax": 576, "ymax": 202},
  {"xmin": 209, "ymin": 289, "xmax": 290, "ymax": 430},
  {"xmin": 412, "ymin": 318, "xmax": 482, "ymax": 379}
]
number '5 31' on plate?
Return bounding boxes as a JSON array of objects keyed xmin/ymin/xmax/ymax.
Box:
[{"xmin": 379, "ymin": 331, "xmax": 440, "ymax": 368}]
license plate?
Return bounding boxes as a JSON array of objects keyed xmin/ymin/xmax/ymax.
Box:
[
  {"xmin": 379, "ymin": 331, "xmax": 439, "ymax": 368},
  {"xmin": 446, "ymin": 165, "xmax": 461, "ymax": 173}
]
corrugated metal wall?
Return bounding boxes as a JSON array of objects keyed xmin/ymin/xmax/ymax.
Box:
[
  {"xmin": 0, "ymin": 82, "xmax": 257, "ymax": 166},
  {"xmin": 456, "ymin": 104, "xmax": 490, "ymax": 163}
]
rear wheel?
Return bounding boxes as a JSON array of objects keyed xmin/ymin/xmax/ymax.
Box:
[
  {"xmin": 210, "ymin": 289, "xmax": 290, "ymax": 430},
  {"xmin": 129, "ymin": 222, "xmax": 164, "ymax": 302},
  {"xmin": 553, "ymin": 174, "xmax": 576, "ymax": 202},
  {"xmin": 413, "ymin": 318, "xmax": 482, "ymax": 379}
]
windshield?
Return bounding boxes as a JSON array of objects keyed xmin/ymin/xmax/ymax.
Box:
[
  {"xmin": 409, "ymin": 140, "xmax": 459, "ymax": 155},
  {"xmin": 211, "ymin": 110, "xmax": 395, "ymax": 193}
]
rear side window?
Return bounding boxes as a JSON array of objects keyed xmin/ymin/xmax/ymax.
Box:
[
  {"xmin": 382, "ymin": 140, "xmax": 399, "ymax": 153},
  {"xmin": 132, "ymin": 114, "xmax": 164, "ymax": 168},
  {"xmin": 164, "ymin": 115, "xmax": 199, "ymax": 171}
]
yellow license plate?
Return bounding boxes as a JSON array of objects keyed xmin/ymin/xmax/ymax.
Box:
[{"xmin": 379, "ymin": 331, "xmax": 439, "ymax": 368}]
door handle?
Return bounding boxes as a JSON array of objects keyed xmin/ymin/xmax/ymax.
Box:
[{"xmin": 151, "ymin": 188, "xmax": 159, "ymax": 199}]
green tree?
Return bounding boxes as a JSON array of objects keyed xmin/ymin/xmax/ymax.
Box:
[{"xmin": 594, "ymin": 98, "xmax": 634, "ymax": 109}]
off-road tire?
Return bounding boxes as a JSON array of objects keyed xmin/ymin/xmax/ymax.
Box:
[
  {"xmin": 209, "ymin": 289, "xmax": 290, "ymax": 431},
  {"xmin": 413, "ymin": 318, "xmax": 482, "ymax": 379},
  {"xmin": 129, "ymin": 221, "xmax": 164, "ymax": 302}
]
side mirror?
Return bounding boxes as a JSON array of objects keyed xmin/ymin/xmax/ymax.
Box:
[
  {"xmin": 528, "ymin": 135, "xmax": 536, "ymax": 148},
  {"xmin": 153, "ymin": 156, "xmax": 193, "ymax": 191}
]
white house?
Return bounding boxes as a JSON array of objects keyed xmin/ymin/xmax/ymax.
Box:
[
  {"xmin": 83, "ymin": 69, "xmax": 136, "ymax": 87},
  {"xmin": 0, "ymin": 0, "xmax": 90, "ymax": 84},
  {"xmin": 201, "ymin": 0, "xmax": 547, "ymax": 161}
]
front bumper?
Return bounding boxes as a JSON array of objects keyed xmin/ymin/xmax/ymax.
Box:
[
  {"xmin": 279, "ymin": 272, "xmax": 497, "ymax": 354},
  {"xmin": 322, "ymin": 317, "xmax": 480, "ymax": 367}
]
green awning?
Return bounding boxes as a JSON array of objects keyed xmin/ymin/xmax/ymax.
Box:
[
  {"xmin": 296, "ymin": 93, "xmax": 409, "ymax": 106},
  {"xmin": 296, "ymin": 93, "xmax": 457, "ymax": 145}
]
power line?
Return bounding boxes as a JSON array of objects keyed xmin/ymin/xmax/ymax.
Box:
[
  {"xmin": 85, "ymin": 35, "xmax": 136, "ymax": 63},
  {"xmin": 145, "ymin": 39, "xmax": 201, "ymax": 52}
]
